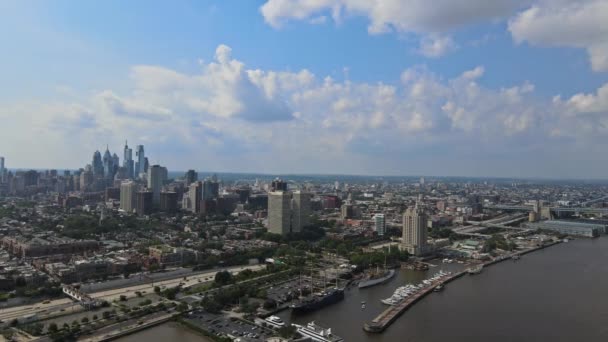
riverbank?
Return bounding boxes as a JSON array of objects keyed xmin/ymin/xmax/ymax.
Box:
[{"xmin": 363, "ymin": 240, "xmax": 562, "ymax": 333}]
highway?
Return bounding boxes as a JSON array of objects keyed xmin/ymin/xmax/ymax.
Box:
[{"xmin": 0, "ymin": 264, "xmax": 264, "ymax": 323}]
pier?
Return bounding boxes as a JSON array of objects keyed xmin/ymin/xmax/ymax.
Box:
[{"xmin": 363, "ymin": 272, "xmax": 466, "ymax": 333}]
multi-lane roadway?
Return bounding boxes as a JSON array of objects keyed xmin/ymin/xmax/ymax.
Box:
[{"xmin": 0, "ymin": 264, "xmax": 264, "ymax": 323}]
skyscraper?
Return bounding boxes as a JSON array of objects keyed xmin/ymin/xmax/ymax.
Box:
[
  {"xmin": 92, "ymin": 151, "xmax": 103, "ymax": 176},
  {"xmin": 0, "ymin": 156, "xmax": 5, "ymax": 183},
  {"xmin": 202, "ymin": 178, "xmax": 219, "ymax": 200},
  {"xmin": 187, "ymin": 181, "xmax": 202, "ymax": 214},
  {"xmin": 373, "ymin": 213, "xmax": 386, "ymax": 236},
  {"xmin": 402, "ymin": 203, "xmax": 428, "ymax": 256},
  {"xmin": 143, "ymin": 157, "xmax": 149, "ymax": 175},
  {"xmin": 136, "ymin": 191, "xmax": 153, "ymax": 216},
  {"xmin": 160, "ymin": 191, "xmax": 178, "ymax": 213},
  {"xmin": 120, "ymin": 181, "xmax": 139, "ymax": 213},
  {"xmin": 271, "ymin": 178, "xmax": 288, "ymax": 192},
  {"xmin": 102, "ymin": 147, "xmax": 113, "ymax": 179},
  {"xmin": 147, "ymin": 165, "xmax": 163, "ymax": 207},
  {"xmin": 123, "ymin": 141, "xmax": 134, "ymax": 179},
  {"xmin": 135, "ymin": 145, "xmax": 145, "ymax": 178},
  {"xmin": 268, "ymin": 191, "xmax": 292, "ymax": 235},
  {"xmin": 291, "ymin": 191, "xmax": 311, "ymax": 233},
  {"xmin": 112, "ymin": 153, "xmax": 120, "ymax": 177},
  {"xmin": 185, "ymin": 170, "xmax": 198, "ymax": 185}
]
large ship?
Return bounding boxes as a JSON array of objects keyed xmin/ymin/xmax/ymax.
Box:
[
  {"xmin": 358, "ymin": 269, "xmax": 396, "ymax": 289},
  {"xmin": 293, "ymin": 321, "xmax": 344, "ymax": 342},
  {"xmin": 291, "ymin": 288, "xmax": 345, "ymax": 314}
]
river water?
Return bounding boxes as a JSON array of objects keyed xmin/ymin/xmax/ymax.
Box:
[{"xmin": 120, "ymin": 237, "xmax": 608, "ymax": 341}]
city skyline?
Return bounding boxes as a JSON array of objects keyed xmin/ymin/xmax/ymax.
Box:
[{"xmin": 1, "ymin": 1, "xmax": 608, "ymax": 178}]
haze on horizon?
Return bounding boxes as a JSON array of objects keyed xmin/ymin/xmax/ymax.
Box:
[{"xmin": 1, "ymin": 1, "xmax": 607, "ymax": 179}]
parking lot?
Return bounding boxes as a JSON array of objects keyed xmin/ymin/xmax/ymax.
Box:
[{"xmin": 184, "ymin": 310, "xmax": 275, "ymax": 341}]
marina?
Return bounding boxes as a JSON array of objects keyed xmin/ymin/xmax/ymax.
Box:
[
  {"xmin": 363, "ymin": 241, "xmax": 562, "ymax": 333},
  {"xmin": 364, "ymin": 270, "xmax": 464, "ymax": 333}
]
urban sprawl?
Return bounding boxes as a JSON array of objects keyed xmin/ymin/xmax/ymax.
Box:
[{"xmin": 0, "ymin": 146, "xmax": 607, "ymax": 341}]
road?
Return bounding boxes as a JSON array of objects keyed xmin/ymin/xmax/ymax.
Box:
[{"xmin": 0, "ymin": 264, "xmax": 264, "ymax": 323}]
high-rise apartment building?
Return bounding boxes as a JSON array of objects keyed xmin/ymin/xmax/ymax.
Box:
[
  {"xmin": 374, "ymin": 213, "xmax": 386, "ymax": 236},
  {"xmin": 120, "ymin": 181, "xmax": 138, "ymax": 213},
  {"xmin": 402, "ymin": 203, "xmax": 428, "ymax": 256},
  {"xmin": 147, "ymin": 165, "xmax": 163, "ymax": 207}
]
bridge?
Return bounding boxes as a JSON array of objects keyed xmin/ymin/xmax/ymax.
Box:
[
  {"xmin": 484, "ymin": 205, "xmax": 608, "ymax": 215},
  {"xmin": 453, "ymin": 214, "xmax": 529, "ymax": 237},
  {"xmin": 63, "ymin": 285, "xmax": 105, "ymax": 309}
]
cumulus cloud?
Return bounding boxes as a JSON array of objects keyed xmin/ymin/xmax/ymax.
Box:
[
  {"xmin": 509, "ymin": 0, "xmax": 608, "ymax": 71},
  {"xmin": 2, "ymin": 44, "xmax": 606, "ymax": 176},
  {"xmin": 260, "ymin": 0, "xmax": 528, "ymax": 57},
  {"xmin": 260, "ymin": 0, "xmax": 608, "ymax": 68},
  {"xmin": 554, "ymin": 82, "xmax": 608, "ymax": 114}
]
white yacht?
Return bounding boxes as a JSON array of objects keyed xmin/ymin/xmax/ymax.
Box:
[
  {"xmin": 265, "ymin": 315, "xmax": 285, "ymax": 328},
  {"xmin": 293, "ymin": 322, "xmax": 344, "ymax": 342}
]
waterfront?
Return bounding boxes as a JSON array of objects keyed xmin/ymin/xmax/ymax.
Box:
[
  {"xmin": 115, "ymin": 322, "xmax": 212, "ymax": 342},
  {"xmin": 279, "ymin": 237, "xmax": 608, "ymax": 341},
  {"xmin": 120, "ymin": 237, "xmax": 608, "ymax": 341}
]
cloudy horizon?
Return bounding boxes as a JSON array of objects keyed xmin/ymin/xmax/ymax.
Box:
[{"xmin": 1, "ymin": 1, "xmax": 608, "ymax": 179}]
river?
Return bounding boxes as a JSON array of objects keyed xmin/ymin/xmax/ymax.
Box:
[{"xmin": 120, "ymin": 237, "xmax": 608, "ymax": 341}]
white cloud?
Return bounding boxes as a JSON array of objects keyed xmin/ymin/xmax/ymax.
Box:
[
  {"xmin": 557, "ymin": 82, "xmax": 608, "ymax": 113},
  {"xmin": 509, "ymin": 0, "xmax": 608, "ymax": 71},
  {"xmin": 417, "ymin": 36, "xmax": 457, "ymax": 58},
  {"xmin": 260, "ymin": 0, "xmax": 528, "ymax": 57},
  {"xmin": 460, "ymin": 66, "xmax": 485, "ymax": 80},
  {"xmin": 260, "ymin": 0, "xmax": 527, "ymax": 32},
  {"xmin": 3, "ymin": 44, "xmax": 607, "ymax": 176}
]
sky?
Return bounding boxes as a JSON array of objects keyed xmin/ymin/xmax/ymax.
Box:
[{"xmin": 1, "ymin": 0, "xmax": 608, "ymax": 179}]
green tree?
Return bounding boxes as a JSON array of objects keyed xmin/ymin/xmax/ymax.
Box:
[{"xmin": 214, "ymin": 270, "xmax": 233, "ymax": 286}]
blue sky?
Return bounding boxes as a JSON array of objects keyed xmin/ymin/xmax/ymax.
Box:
[{"xmin": 1, "ymin": 0, "xmax": 608, "ymax": 178}]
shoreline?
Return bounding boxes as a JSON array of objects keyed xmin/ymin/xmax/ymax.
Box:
[{"xmin": 363, "ymin": 240, "xmax": 562, "ymax": 333}]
